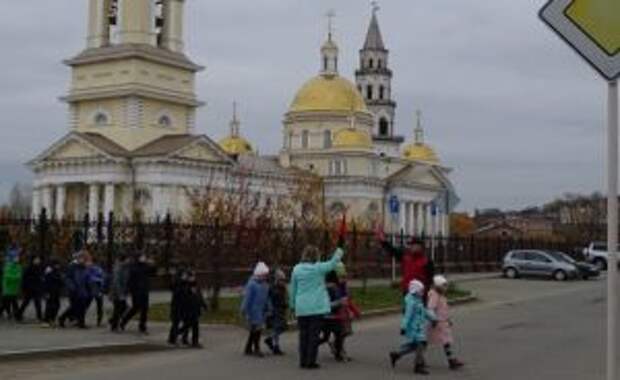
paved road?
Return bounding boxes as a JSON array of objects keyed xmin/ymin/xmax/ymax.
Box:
[{"xmin": 0, "ymin": 277, "xmax": 615, "ymax": 380}]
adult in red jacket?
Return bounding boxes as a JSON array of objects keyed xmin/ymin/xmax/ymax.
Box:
[{"xmin": 379, "ymin": 235, "xmax": 434, "ymax": 301}]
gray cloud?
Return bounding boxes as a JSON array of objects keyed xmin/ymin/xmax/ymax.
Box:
[{"xmin": 0, "ymin": 1, "xmax": 609, "ymax": 211}]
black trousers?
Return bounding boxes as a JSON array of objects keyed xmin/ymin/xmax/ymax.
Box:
[
  {"xmin": 17, "ymin": 292, "xmax": 43, "ymax": 321},
  {"xmin": 1, "ymin": 296, "xmax": 19, "ymax": 318},
  {"xmin": 59, "ymin": 296, "xmax": 88, "ymax": 327},
  {"xmin": 121, "ymin": 294, "xmax": 149, "ymax": 332},
  {"xmin": 244, "ymin": 325, "xmax": 263, "ymax": 354},
  {"xmin": 168, "ymin": 315, "xmax": 183, "ymax": 344},
  {"xmin": 86, "ymin": 296, "xmax": 104, "ymax": 326},
  {"xmin": 298, "ymin": 315, "xmax": 323, "ymax": 367},
  {"xmin": 180, "ymin": 318, "xmax": 200, "ymax": 346},
  {"xmin": 109, "ymin": 299, "xmax": 128, "ymax": 330},
  {"xmin": 44, "ymin": 295, "xmax": 61, "ymax": 323},
  {"xmin": 320, "ymin": 319, "xmax": 345, "ymax": 359}
]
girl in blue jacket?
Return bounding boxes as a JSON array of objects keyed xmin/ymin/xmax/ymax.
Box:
[
  {"xmin": 389, "ymin": 280, "xmax": 437, "ymax": 375},
  {"xmin": 241, "ymin": 262, "xmax": 272, "ymax": 357}
]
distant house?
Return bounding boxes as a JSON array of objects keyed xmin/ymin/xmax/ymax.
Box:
[{"xmin": 472, "ymin": 222, "xmax": 524, "ymax": 239}]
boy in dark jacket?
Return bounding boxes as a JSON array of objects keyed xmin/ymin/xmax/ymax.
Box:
[
  {"xmin": 43, "ymin": 259, "xmax": 64, "ymax": 326},
  {"xmin": 167, "ymin": 266, "xmax": 190, "ymax": 345},
  {"xmin": 16, "ymin": 255, "xmax": 45, "ymax": 322},
  {"xmin": 108, "ymin": 255, "xmax": 130, "ymax": 332},
  {"xmin": 59, "ymin": 251, "xmax": 91, "ymax": 329},
  {"xmin": 265, "ymin": 269, "xmax": 288, "ymax": 355},
  {"xmin": 179, "ymin": 273, "xmax": 207, "ymax": 348},
  {"xmin": 120, "ymin": 252, "xmax": 155, "ymax": 334}
]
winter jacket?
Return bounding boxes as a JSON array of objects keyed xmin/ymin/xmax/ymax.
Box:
[
  {"xmin": 289, "ymin": 248, "xmax": 344, "ymax": 318},
  {"xmin": 65, "ymin": 262, "xmax": 91, "ymax": 300},
  {"xmin": 169, "ymin": 274, "xmax": 189, "ymax": 320},
  {"xmin": 109, "ymin": 262, "xmax": 130, "ymax": 301},
  {"xmin": 2, "ymin": 262, "xmax": 22, "ymax": 297},
  {"xmin": 185, "ymin": 287, "xmax": 208, "ymax": 321},
  {"xmin": 241, "ymin": 277, "xmax": 271, "ymax": 326},
  {"xmin": 22, "ymin": 263, "xmax": 45, "ymax": 296},
  {"xmin": 382, "ymin": 242, "xmax": 434, "ymax": 294},
  {"xmin": 127, "ymin": 262, "xmax": 154, "ymax": 298},
  {"xmin": 268, "ymin": 283, "xmax": 288, "ymax": 322},
  {"xmin": 87, "ymin": 265, "xmax": 105, "ymax": 298},
  {"xmin": 44, "ymin": 267, "xmax": 64, "ymax": 298},
  {"xmin": 401, "ymin": 293, "xmax": 436, "ymax": 344}
]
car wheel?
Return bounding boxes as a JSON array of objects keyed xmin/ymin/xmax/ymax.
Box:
[
  {"xmin": 594, "ymin": 258, "xmax": 607, "ymax": 271},
  {"xmin": 504, "ymin": 267, "xmax": 518, "ymax": 279},
  {"xmin": 554, "ymin": 270, "xmax": 567, "ymax": 281}
]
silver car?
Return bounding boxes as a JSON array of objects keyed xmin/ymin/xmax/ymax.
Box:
[{"xmin": 502, "ymin": 250, "xmax": 579, "ymax": 281}]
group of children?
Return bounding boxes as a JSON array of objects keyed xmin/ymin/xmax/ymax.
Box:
[
  {"xmin": 390, "ymin": 275, "xmax": 465, "ymax": 375},
  {"xmin": 239, "ymin": 260, "xmax": 361, "ymax": 362},
  {"xmin": 167, "ymin": 267, "xmax": 208, "ymax": 348}
]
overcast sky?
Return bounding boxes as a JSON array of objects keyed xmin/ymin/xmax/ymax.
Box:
[{"xmin": 0, "ymin": 1, "xmax": 610, "ymax": 212}]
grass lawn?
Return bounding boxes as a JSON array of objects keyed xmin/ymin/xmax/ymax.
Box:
[{"xmin": 149, "ymin": 283, "xmax": 472, "ymax": 326}]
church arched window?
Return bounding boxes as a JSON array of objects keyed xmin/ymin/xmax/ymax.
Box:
[
  {"xmin": 378, "ymin": 59, "xmax": 383, "ymax": 69},
  {"xmin": 379, "ymin": 118, "xmax": 389, "ymax": 136},
  {"xmin": 366, "ymin": 85, "xmax": 373, "ymax": 100},
  {"xmin": 158, "ymin": 114, "xmax": 172, "ymax": 128},
  {"xmin": 93, "ymin": 111, "xmax": 109, "ymax": 127},
  {"xmin": 369, "ymin": 58, "xmax": 374, "ymax": 69},
  {"xmin": 324, "ymin": 57, "xmax": 328, "ymax": 71},
  {"xmin": 323, "ymin": 130, "xmax": 332, "ymax": 148},
  {"xmin": 301, "ymin": 130, "xmax": 309, "ymax": 149},
  {"xmin": 379, "ymin": 85, "xmax": 385, "ymax": 100}
]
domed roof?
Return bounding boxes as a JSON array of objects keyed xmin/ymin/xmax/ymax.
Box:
[
  {"xmin": 333, "ymin": 128, "xmax": 373, "ymax": 150},
  {"xmin": 218, "ymin": 136, "xmax": 253, "ymax": 155},
  {"xmin": 402, "ymin": 143, "xmax": 440, "ymax": 164},
  {"xmin": 290, "ymin": 75, "xmax": 368, "ymax": 113}
]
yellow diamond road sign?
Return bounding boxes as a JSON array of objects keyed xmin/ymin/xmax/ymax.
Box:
[{"xmin": 540, "ymin": 0, "xmax": 620, "ymax": 80}]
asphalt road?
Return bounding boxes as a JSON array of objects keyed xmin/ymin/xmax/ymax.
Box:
[{"xmin": 0, "ymin": 277, "xmax": 615, "ymax": 380}]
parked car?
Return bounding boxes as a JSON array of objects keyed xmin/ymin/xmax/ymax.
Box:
[
  {"xmin": 546, "ymin": 251, "xmax": 600, "ymax": 280},
  {"xmin": 583, "ymin": 242, "xmax": 620, "ymax": 270},
  {"xmin": 502, "ymin": 250, "xmax": 579, "ymax": 281}
]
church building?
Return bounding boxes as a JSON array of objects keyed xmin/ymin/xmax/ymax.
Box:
[{"xmin": 29, "ymin": 0, "xmax": 458, "ymax": 236}]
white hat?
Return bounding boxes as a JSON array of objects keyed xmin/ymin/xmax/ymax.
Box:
[
  {"xmin": 433, "ymin": 275, "xmax": 448, "ymax": 287},
  {"xmin": 253, "ymin": 262, "xmax": 270, "ymax": 277},
  {"xmin": 408, "ymin": 280, "xmax": 425, "ymax": 295}
]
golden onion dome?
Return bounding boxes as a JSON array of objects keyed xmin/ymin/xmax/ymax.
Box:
[
  {"xmin": 402, "ymin": 143, "xmax": 440, "ymax": 164},
  {"xmin": 290, "ymin": 75, "xmax": 368, "ymax": 113},
  {"xmin": 333, "ymin": 128, "xmax": 373, "ymax": 149},
  {"xmin": 218, "ymin": 136, "xmax": 253, "ymax": 155}
]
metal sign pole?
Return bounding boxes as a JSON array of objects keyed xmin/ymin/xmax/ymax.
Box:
[{"xmin": 607, "ymin": 80, "xmax": 618, "ymax": 380}]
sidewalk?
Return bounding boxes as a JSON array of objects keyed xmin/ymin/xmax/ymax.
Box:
[{"xmin": 0, "ymin": 272, "xmax": 496, "ymax": 362}]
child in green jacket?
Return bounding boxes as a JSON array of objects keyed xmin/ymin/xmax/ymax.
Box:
[{"xmin": 1, "ymin": 246, "xmax": 23, "ymax": 319}]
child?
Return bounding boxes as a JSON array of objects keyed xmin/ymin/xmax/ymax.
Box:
[
  {"xmin": 241, "ymin": 262, "xmax": 271, "ymax": 357},
  {"xmin": 16, "ymin": 254, "xmax": 45, "ymax": 322},
  {"xmin": 265, "ymin": 269, "xmax": 288, "ymax": 355},
  {"xmin": 428, "ymin": 275, "xmax": 464, "ymax": 370},
  {"xmin": 320, "ymin": 270, "xmax": 347, "ymax": 362},
  {"xmin": 43, "ymin": 259, "xmax": 64, "ymax": 327},
  {"xmin": 334, "ymin": 263, "xmax": 360, "ymax": 361},
  {"xmin": 1, "ymin": 246, "xmax": 22, "ymax": 320},
  {"xmin": 389, "ymin": 280, "xmax": 436, "ymax": 375},
  {"xmin": 168, "ymin": 266, "xmax": 190, "ymax": 345},
  {"xmin": 179, "ymin": 273, "xmax": 208, "ymax": 348}
]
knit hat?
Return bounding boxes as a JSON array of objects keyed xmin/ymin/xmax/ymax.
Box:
[
  {"xmin": 433, "ymin": 275, "xmax": 448, "ymax": 288},
  {"xmin": 274, "ymin": 269, "xmax": 286, "ymax": 281},
  {"xmin": 409, "ymin": 280, "xmax": 425, "ymax": 295},
  {"xmin": 335, "ymin": 262, "xmax": 347, "ymax": 277},
  {"xmin": 253, "ymin": 262, "xmax": 270, "ymax": 277}
]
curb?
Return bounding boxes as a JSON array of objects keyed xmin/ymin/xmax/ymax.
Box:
[{"xmin": 0, "ymin": 342, "xmax": 171, "ymax": 363}]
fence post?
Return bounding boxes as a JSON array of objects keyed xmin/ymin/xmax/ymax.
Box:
[
  {"xmin": 38, "ymin": 208, "xmax": 49, "ymax": 258},
  {"xmin": 82, "ymin": 213, "xmax": 90, "ymax": 250},
  {"xmin": 96, "ymin": 212, "xmax": 104, "ymax": 245},
  {"xmin": 164, "ymin": 213, "xmax": 173, "ymax": 272},
  {"xmin": 106, "ymin": 212, "xmax": 115, "ymax": 272}
]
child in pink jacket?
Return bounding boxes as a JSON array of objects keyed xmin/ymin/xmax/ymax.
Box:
[{"xmin": 427, "ymin": 275, "xmax": 464, "ymax": 370}]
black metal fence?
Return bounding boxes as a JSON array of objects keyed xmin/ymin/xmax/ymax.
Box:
[{"xmin": 0, "ymin": 210, "xmax": 592, "ymax": 289}]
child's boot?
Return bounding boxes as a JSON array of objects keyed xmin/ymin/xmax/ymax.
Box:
[
  {"xmin": 414, "ymin": 363, "xmax": 430, "ymax": 375},
  {"xmin": 389, "ymin": 352, "xmax": 400, "ymax": 368},
  {"xmin": 449, "ymin": 358, "xmax": 465, "ymax": 370}
]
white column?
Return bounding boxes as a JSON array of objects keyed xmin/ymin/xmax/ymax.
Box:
[
  {"xmin": 162, "ymin": 0, "xmax": 185, "ymax": 52},
  {"xmin": 88, "ymin": 184, "xmax": 100, "ymax": 220},
  {"xmin": 151, "ymin": 185, "xmax": 163, "ymax": 219},
  {"xmin": 31, "ymin": 188, "xmax": 41, "ymax": 219},
  {"xmin": 104, "ymin": 183, "xmax": 115, "ymax": 220},
  {"xmin": 416, "ymin": 203, "xmax": 424, "ymax": 236},
  {"xmin": 119, "ymin": 0, "xmax": 154, "ymax": 45},
  {"xmin": 87, "ymin": 0, "xmax": 111, "ymax": 48},
  {"xmin": 408, "ymin": 202, "xmax": 415, "ymax": 236},
  {"xmin": 55, "ymin": 185, "xmax": 66, "ymax": 220},
  {"xmin": 41, "ymin": 186, "xmax": 53, "ymax": 216},
  {"xmin": 399, "ymin": 201, "xmax": 406, "ymax": 233},
  {"xmin": 425, "ymin": 204, "xmax": 432, "ymax": 236}
]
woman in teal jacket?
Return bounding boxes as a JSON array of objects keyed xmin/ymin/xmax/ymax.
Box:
[{"xmin": 289, "ymin": 245, "xmax": 344, "ymax": 369}]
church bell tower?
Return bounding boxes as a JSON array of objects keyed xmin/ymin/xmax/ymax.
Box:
[
  {"xmin": 66, "ymin": 0, "xmax": 203, "ymax": 151},
  {"xmin": 355, "ymin": 4, "xmax": 403, "ymax": 157}
]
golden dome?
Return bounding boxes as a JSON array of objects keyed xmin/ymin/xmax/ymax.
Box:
[
  {"xmin": 290, "ymin": 75, "xmax": 368, "ymax": 113},
  {"xmin": 402, "ymin": 143, "xmax": 440, "ymax": 164},
  {"xmin": 218, "ymin": 136, "xmax": 253, "ymax": 155},
  {"xmin": 333, "ymin": 128, "xmax": 373, "ymax": 149}
]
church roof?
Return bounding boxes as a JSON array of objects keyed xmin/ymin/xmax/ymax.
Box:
[
  {"xmin": 132, "ymin": 135, "xmax": 202, "ymax": 157},
  {"xmin": 363, "ymin": 12, "xmax": 386, "ymax": 51},
  {"xmin": 77, "ymin": 132, "xmax": 131, "ymax": 157}
]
